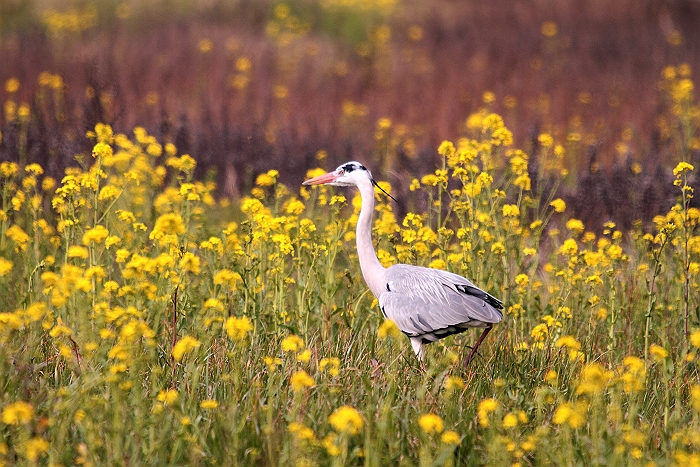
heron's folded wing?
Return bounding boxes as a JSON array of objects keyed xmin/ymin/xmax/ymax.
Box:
[{"xmin": 379, "ymin": 264, "xmax": 503, "ymax": 337}]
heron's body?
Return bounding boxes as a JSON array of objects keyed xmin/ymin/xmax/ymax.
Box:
[{"xmin": 303, "ymin": 161, "xmax": 503, "ymax": 364}]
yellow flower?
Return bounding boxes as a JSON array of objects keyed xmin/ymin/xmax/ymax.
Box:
[
  {"xmin": 690, "ymin": 385, "xmax": 700, "ymax": 412},
  {"xmin": 619, "ymin": 356, "xmax": 646, "ymax": 393},
  {"xmin": 82, "ymin": 225, "xmax": 109, "ymax": 245},
  {"xmin": 5, "ymin": 78, "xmax": 20, "ymax": 93},
  {"xmin": 689, "ymin": 329, "xmax": 700, "ymax": 348},
  {"xmin": 67, "ymin": 245, "xmax": 89, "ymax": 259},
  {"xmin": 514, "ymin": 274, "xmax": 529, "ymax": 288},
  {"xmin": 290, "ymin": 370, "xmax": 314, "ymax": 392},
  {"xmin": 550, "ymin": 198, "xmax": 566, "ymax": 213},
  {"xmin": 378, "ymin": 319, "xmax": 401, "ymax": 339},
  {"xmin": 477, "ymin": 398, "xmax": 499, "ymax": 427},
  {"xmin": 0, "ymin": 257, "xmax": 13, "ymax": 276},
  {"xmin": 441, "ymin": 430, "xmax": 461, "ymax": 445},
  {"xmin": 225, "ymin": 316, "xmax": 253, "ymax": 341},
  {"xmin": 491, "ymin": 242, "xmax": 505, "ymax": 255},
  {"xmin": 6, "ymin": 224, "xmax": 30, "ymax": 250},
  {"xmin": 172, "ymin": 336, "xmax": 201, "ymax": 361},
  {"xmin": 566, "ymin": 218, "xmax": 585, "ymax": 234},
  {"xmin": 538, "ymin": 133, "xmax": 554, "ymax": 148},
  {"xmin": 444, "ymin": 376, "xmax": 464, "ymax": 391},
  {"xmin": 255, "ymin": 170, "xmax": 279, "ymax": 187},
  {"xmin": 150, "ymin": 213, "xmax": 185, "ymax": 240},
  {"xmin": 179, "ymin": 252, "xmax": 201, "ymax": 274},
  {"xmin": 157, "ymin": 389, "xmax": 178, "ymax": 405},
  {"xmin": 323, "ymin": 434, "xmax": 341, "ymax": 456},
  {"xmin": 92, "ymin": 142, "xmax": 113, "ymax": 159},
  {"xmin": 2, "ymin": 401, "xmax": 34, "ymax": 424},
  {"xmin": 502, "ymin": 413, "xmax": 518, "ymax": 428},
  {"xmin": 281, "ymin": 335, "xmax": 305, "ymax": 352},
  {"xmin": 418, "ymin": 413, "xmax": 444, "ymax": 434},
  {"xmin": 576, "ymin": 363, "xmax": 613, "ymax": 395},
  {"xmin": 288, "ymin": 422, "xmax": 316, "ymax": 442},
  {"xmin": 296, "ymin": 349, "xmax": 311, "ymax": 362},
  {"xmin": 606, "ymin": 244, "xmax": 623, "ymax": 260},
  {"xmin": 648, "ymin": 344, "xmax": 669, "ymax": 362},
  {"xmin": 329, "ymin": 406, "xmax": 364, "ymax": 435},
  {"xmin": 555, "ymin": 335, "xmax": 581, "ymax": 351},
  {"xmin": 23, "ymin": 437, "xmax": 49, "ymax": 462},
  {"xmin": 673, "ymin": 161, "xmax": 694, "ymax": 176},
  {"xmin": 559, "ymin": 238, "xmax": 578, "ymax": 256},
  {"xmin": 214, "ymin": 269, "xmax": 242, "ymax": 289},
  {"xmin": 319, "ymin": 357, "xmax": 341, "ymax": 377},
  {"xmin": 200, "ymin": 400, "xmax": 219, "ymax": 409},
  {"xmin": 502, "ymin": 204, "xmax": 520, "ymax": 217},
  {"xmin": 552, "ymin": 402, "xmax": 587, "ymax": 428}
]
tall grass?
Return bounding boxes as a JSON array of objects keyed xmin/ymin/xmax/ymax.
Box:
[{"xmin": 0, "ymin": 67, "xmax": 699, "ymax": 464}]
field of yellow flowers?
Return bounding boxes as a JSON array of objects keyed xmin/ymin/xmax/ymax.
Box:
[{"xmin": 1, "ymin": 66, "xmax": 700, "ymax": 465}]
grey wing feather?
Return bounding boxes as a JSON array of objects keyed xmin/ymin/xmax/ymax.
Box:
[{"xmin": 379, "ymin": 264, "xmax": 503, "ymax": 339}]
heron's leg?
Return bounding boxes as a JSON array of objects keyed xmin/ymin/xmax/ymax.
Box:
[{"xmin": 463, "ymin": 325, "xmax": 493, "ymax": 367}]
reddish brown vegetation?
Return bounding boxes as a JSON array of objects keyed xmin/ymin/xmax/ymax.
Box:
[{"xmin": 0, "ymin": 0, "xmax": 698, "ymax": 228}]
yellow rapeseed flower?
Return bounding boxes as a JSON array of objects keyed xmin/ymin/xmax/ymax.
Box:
[
  {"xmin": 214, "ymin": 269, "xmax": 243, "ymax": 288},
  {"xmin": 689, "ymin": 329, "xmax": 700, "ymax": 348},
  {"xmin": 559, "ymin": 238, "xmax": 578, "ymax": 256},
  {"xmin": 555, "ymin": 335, "xmax": 581, "ymax": 351},
  {"xmin": 566, "ymin": 218, "xmax": 585, "ymax": 234},
  {"xmin": 2, "ymin": 401, "xmax": 34, "ymax": 425},
  {"xmin": 477, "ymin": 398, "xmax": 499, "ymax": 427},
  {"xmin": 649, "ymin": 344, "xmax": 669, "ymax": 362},
  {"xmin": 419, "ymin": 413, "xmax": 444, "ymax": 434},
  {"xmin": 67, "ymin": 245, "xmax": 89, "ymax": 259},
  {"xmin": 23, "ymin": 437, "xmax": 49, "ymax": 462},
  {"xmin": 502, "ymin": 204, "xmax": 520, "ymax": 217},
  {"xmin": 172, "ymin": 335, "xmax": 201, "ymax": 361},
  {"xmin": 329, "ymin": 405, "xmax": 364, "ymax": 435},
  {"xmin": 319, "ymin": 357, "xmax": 341, "ymax": 377},
  {"xmin": 5, "ymin": 78, "xmax": 20, "ymax": 93},
  {"xmin": 444, "ymin": 376, "xmax": 465, "ymax": 391},
  {"xmin": 552, "ymin": 401, "xmax": 587, "ymax": 428},
  {"xmin": 82, "ymin": 225, "xmax": 109, "ymax": 245},
  {"xmin": 377, "ymin": 319, "xmax": 401, "ymax": 339},
  {"xmin": 288, "ymin": 422, "xmax": 316, "ymax": 442},
  {"xmin": 619, "ymin": 356, "xmax": 646, "ymax": 393},
  {"xmin": 550, "ymin": 198, "xmax": 566, "ymax": 213},
  {"xmin": 157, "ymin": 389, "xmax": 178, "ymax": 405},
  {"xmin": 225, "ymin": 316, "xmax": 253, "ymax": 341},
  {"xmin": 0, "ymin": 257, "xmax": 13, "ymax": 276},
  {"xmin": 491, "ymin": 242, "xmax": 506, "ymax": 255},
  {"xmin": 6, "ymin": 224, "xmax": 29, "ymax": 251},
  {"xmin": 673, "ymin": 161, "xmax": 694, "ymax": 176},
  {"xmin": 200, "ymin": 400, "xmax": 219, "ymax": 409},
  {"xmin": 690, "ymin": 385, "xmax": 700, "ymax": 412},
  {"xmin": 441, "ymin": 430, "xmax": 460, "ymax": 445},
  {"xmin": 179, "ymin": 252, "xmax": 201, "ymax": 275},
  {"xmin": 290, "ymin": 370, "xmax": 314, "ymax": 392},
  {"xmin": 502, "ymin": 413, "xmax": 518, "ymax": 429},
  {"xmin": 281, "ymin": 334, "xmax": 305, "ymax": 352},
  {"xmin": 150, "ymin": 213, "xmax": 185, "ymax": 239},
  {"xmin": 576, "ymin": 363, "xmax": 613, "ymax": 396}
]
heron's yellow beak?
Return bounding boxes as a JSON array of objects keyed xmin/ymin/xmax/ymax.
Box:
[{"xmin": 302, "ymin": 171, "xmax": 340, "ymax": 185}]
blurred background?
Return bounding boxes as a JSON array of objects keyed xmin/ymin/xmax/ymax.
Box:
[{"xmin": 1, "ymin": 0, "xmax": 699, "ymax": 228}]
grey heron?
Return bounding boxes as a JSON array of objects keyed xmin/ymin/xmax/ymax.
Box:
[{"xmin": 303, "ymin": 161, "xmax": 503, "ymax": 366}]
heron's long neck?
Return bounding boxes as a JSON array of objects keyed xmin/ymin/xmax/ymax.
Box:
[{"xmin": 356, "ymin": 180, "xmax": 386, "ymax": 298}]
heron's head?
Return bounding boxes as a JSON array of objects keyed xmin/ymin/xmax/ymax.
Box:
[
  {"xmin": 303, "ymin": 161, "xmax": 397, "ymax": 202},
  {"xmin": 302, "ymin": 161, "xmax": 370, "ymax": 187}
]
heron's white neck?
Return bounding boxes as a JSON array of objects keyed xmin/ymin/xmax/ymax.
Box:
[{"xmin": 355, "ymin": 178, "xmax": 386, "ymax": 298}]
